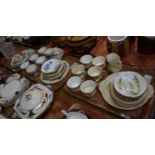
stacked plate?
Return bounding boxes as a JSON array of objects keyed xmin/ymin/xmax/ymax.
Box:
[
  {"xmin": 99, "ymin": 71, "xmax": 154, "ymax": 110},
  {"xmin": 40, "ymin": 58, "xmax": 70, "ymax": 84},
  {"xmin": 14, "ymin": 84, "xmax": 54, "ymax": 119},
  {"xmin": 11, "ymin": 49, "xmax": 35, "ymax": 68},
  {"xmin": 0, "ymin": 74, "xmax": 30, "ymax": 107}
]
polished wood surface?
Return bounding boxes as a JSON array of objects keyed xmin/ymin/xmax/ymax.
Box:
[{"xmin": 0, "ymin": 37, "xmax": 155, "ymax": 119}]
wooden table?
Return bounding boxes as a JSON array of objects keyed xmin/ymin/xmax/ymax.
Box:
[{"xmin": 0, "ymin": 37, "xmax": 155, "ymax": 119}]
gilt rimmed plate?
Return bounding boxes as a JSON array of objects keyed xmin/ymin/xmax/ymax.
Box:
[{"xmin": 40, "ymin": 61, "xmax": 70, "ymax": 84}]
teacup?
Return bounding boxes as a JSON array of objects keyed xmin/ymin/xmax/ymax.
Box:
[
  {"xmin": 106, "ymin": 53, "xmax": 122, "ymax": 73},
  {"xmin": 38, "ymin": 47, "xmax": 47, "ymax": 55},
  {"xmin": 67, "ymin": 76, "xmax": 82, "ymax": 92},
  {"xmin": 80, "ymin": 55, "xmax": 93, "ymax": 67},
  {"xmin": 92, "ymin": 56, "xmax": 106, "ymax": 69},
  {"xmin": 26, "ymin": 64, "xmax": 38, "ymax": 75},
  {"xmin": 87, "ymin": 66, "xmax": 103, "ymax": 82},
  {"xmin": 20, "ymin": 61, "xmax": 30, "ymax": 70},
  {"xmin": 80, "ymin": 80, "xmax": 97, "ymax": 97},
  {"xmin": 71, "ymin": 64, "xmax": 85, "ymax": 78},
  {"xmin": 29, "ymin": 54, "xmax": 39, "ymax": 62},
  {"xmin": 36, "ymin": 56, "xmax": 46, "ymax": 65}
]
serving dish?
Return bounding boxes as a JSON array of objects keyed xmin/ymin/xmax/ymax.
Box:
[
  {"xmin": 14, "ymin": 84, "xmax": 54, "ymax": 119},
  {"xmin": 0, "ymin": 74, "xmax": 30, "ymax": 107}
]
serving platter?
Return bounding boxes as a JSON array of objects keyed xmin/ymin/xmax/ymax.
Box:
[
  {"xmin": 99, "ymin": 73, "xmax": 154, "ymax": 110},
  {"xmin": 14, "ymin": 84, "xmax": 54, "ymax": 119}
]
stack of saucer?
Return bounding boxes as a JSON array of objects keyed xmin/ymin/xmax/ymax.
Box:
[
  {"xmin": 40, "ymin": 58, "xmax": 70, "ymax": 84},
  {"xmin": 99, "ymin": 71, "xmax": 154, "ymax": 110}
]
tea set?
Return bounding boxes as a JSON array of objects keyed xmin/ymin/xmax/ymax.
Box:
[
  {"xmin": 67, "ymin": 53, "xmax": 123, "ymax": 98},
  {"xmin": 11, "ymin": 47, "xmax": 65, "ymax": 76}
]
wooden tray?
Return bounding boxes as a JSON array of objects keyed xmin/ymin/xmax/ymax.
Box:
[
  {"xmin": 64, "ymin": 65, "xmax": 155, "ymax": 119},
  {"xmin": 0, "ymin": 58, "xmax": 71, "ymax": 91}
]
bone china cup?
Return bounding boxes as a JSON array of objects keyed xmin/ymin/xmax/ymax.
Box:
[
  {"xmin": 71, "ymin": 64, "xmax": 85, "ymax": 76},
  {"xmin": 67, "ymin": 76, "xmax": 82, "ymax": 92},
  {"xmin": 87, "ymin": 66, "xmax": 102, "ymax": 78},
  {"xmin": 80, "ymin": 55, "xmax": 93, "ymax": 67},
  {"xmin": 80, "ymin": 80, "xmax": 97, "ymax": 97},
  {"xmin": 92, "ymin": 56, "xmax": 106, "ymax": 68}
]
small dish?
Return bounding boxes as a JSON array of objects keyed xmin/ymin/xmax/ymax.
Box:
[
  {"xmin": 80, "ymin": 55, "xmax": 93, "ymax": 66},
  {"xmin": 20, "ymin": 61, "xmax": 30, "ymax": 70},
  {"xmin": 38, "ymin": 47, "xmax": 47, "ymax": 55},
  {"xmin": 80, "ymin": 80, "xmax": 97, "ymax": 97},
  {"xmin": 92, "ymin": 56, "xmax": 106, "ymax": 68},
  {"xmin": 29, "ymin": 54, "xmax": 39, "ymax": 62},
  {"xmin": 36, "ymin": 56, "xmax": 46, "ymax": 65},
  {"xmin": 67, "ymin": 76, "xmax": 82, "ymax": 92},
  {"xmin": 26, "ymin": 64, "xmax": 38, "ymax": 74}
]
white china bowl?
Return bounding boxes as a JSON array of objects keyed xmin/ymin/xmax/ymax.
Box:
[
  {"xmin": 41, "ymin": 58, "xmax": 60, "ymax": 74},
  {"xmin": 71, "ymin": 64, "xmax": 85, "ymax": 76},
  {"xmin": 80, "ymin": 80, "xmax": 97, "ymax": 97},
  {"xmin": 92, "ymin": 56, "xmax": 106, "ymax": 67},
  {"xmin": 67, "ymin": 76, "xmax": 82, "ymax": 92},
  {"xmin": 114, "ymin": 71, "xmax": 147, "ymax": 99},
  {"xmin": 80, "ymin": 55, "xmax": 93, "ymax": 65},
  {"xmin": 87, "ymin": 66, "xmax": 102, "ymax": 78}
]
